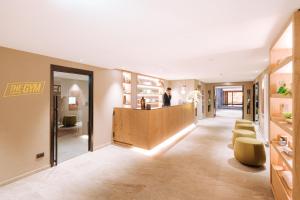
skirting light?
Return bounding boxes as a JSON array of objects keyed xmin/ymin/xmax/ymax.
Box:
[{"xmin": 131, "ymin": 123, "xmax": 196, "ymax": 156}]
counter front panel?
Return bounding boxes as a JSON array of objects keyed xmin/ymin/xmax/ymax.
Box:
[{"xmin": 113, "ymin": 103, "xmax": 195, "ymax": 150}]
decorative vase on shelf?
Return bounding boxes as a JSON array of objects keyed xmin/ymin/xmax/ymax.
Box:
[{"xmin": 141, "ymin": 97, "xmax": 146, "ymax": 110}]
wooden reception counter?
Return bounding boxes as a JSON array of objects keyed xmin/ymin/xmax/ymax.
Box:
[{"xmin": 113, "ymin": 103, "xmax": 195, "ymax": 150}]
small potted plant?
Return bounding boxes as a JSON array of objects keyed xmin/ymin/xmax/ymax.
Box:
[
  {"xmin": 277, "ymin": 81, "xmax": 291, "ymax": 96},
  {"xmin": 282, "ymin": 112, "xmax": 293, "ymax": 124}
]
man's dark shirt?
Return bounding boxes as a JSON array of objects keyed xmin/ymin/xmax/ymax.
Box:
[{"xmin": 163, "ymin": 92, "xmax": 171, "ymax": 106}]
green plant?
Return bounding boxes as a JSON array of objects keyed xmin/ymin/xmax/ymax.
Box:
[
  {"xmin": 277, "ymin": 82, "xmax": 291, "ymax": 96},
  {"xmin": 282, "ymin": 112, "xmax": 292, "ymax": 119}
]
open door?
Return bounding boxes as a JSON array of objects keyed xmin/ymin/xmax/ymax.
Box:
[{"xmin": 50, "ymin": 65, "xmax": 93, "ymax": 166}]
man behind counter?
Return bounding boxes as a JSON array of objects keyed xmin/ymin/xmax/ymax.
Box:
[{"xmin": 163, "ymin": 87, "xmax": 172, "ymax": 107}]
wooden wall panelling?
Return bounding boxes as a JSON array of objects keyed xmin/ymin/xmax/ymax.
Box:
[
  {"xmin": 269, "ymin": 10, "xmax": 300, "ymax": 200},
  {"xmin": 293, "ymin": 10, "xmax": 300, "ymax": 199},
  {"xmin": 131, "ymin": 73, "xmax": 138, "ymax": 108}
]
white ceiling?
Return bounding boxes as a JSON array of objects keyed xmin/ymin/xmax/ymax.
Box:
[{"xmin": 0, "ymin": 0, "xmax": 299, "ymax": 83}]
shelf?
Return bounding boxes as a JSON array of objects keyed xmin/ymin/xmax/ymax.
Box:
[
  {"xmin": 271, "ymin": 164, "xmax": 292, "ymax": 200},
  {"xmin": 271, "ymin": 94, "xmax": 292, "ymax": 99},
  {"xmin": 122, "ymin": 71, "xmax": 132, "ymax": 109},
  {"xmin": 271, "ymin": 143, "xmax": 293, "ymax": 171},
  {"xmin": 271, "ymin": 116, "xmax": 293, "ymax": 136},
  {"xmin": 138, "ymin": 74, "xmax": 160, "ymax": 81},
  {"xmin": 137, "ymin": 84, "xmax": 161, "ymax": 89},
  {"xmin": 270, "ymin": 56, "xmax": 293, "ymax": 74},
  {"xmin": 137, "ymin": 94, "xmax": 161, "ymax": 97},
  {"xmin": 137, "ymin": 102, "xmax": 159, "ymax": 105}
]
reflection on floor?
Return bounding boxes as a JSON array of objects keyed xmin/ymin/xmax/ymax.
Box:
[
  {"xmin": 0, "ymin": 116, "xmax": 273, "ymax": 200},
  {"xmin": 216, "ymin": 109, "xmax": 243, "ymax": 119},
  {"xmin": 58, "ymin": 133, "xmax": 88, "ymax": 163}
]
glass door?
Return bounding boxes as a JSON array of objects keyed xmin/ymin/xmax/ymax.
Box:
[{"xmin": 51, "ymin": 65, "xmax": 93, "ymax": 166}]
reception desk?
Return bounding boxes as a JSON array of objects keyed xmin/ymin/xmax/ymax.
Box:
[{"xmin": 113, "ymin": 103, "xmax": 195, "ymax": 150}]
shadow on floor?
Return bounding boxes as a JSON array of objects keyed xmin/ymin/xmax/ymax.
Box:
[
  {"xmin": 227, "ymin": 158, "xmax": 266, "ymax": 173},
  {"xmin": 227, "ymin": 144, "xmax": 233, "ymax": 150}
]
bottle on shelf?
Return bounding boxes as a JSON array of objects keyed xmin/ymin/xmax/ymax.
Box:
[{"xmin": 141, "ymin": 97, "xmax": 146, "ymax": 110}]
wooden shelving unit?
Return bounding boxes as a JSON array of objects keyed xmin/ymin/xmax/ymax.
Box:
[
  {"xmin": 121, "ymin": 72, "xmax": 165, "ymax": 109},
  {"xmin": 271, "ymin": 142, "xmax": 293, "ymax": 171},
  {"xmin": 271, "ymin": 94, "xmax": 293, "ymax": 99},
  {"xmin": 270, "ymin": 56, "xmax": 293, "ymax": 74},
  {"xmin": 122, "ymin": 72, "xmax": 132, "ymax": 108},
  {"xmin": 269, "ymin": 10, "xmax": 300, "ymax": 200},
  {"xmin": 271, "ymin": 165, "xmax": 292, "ymax": 200},
  {"xmin": 270, "ymin": 116, "xmax": 293, "ymax": 136},
  {"xmin": 136, "ymin": 75, "xmax": 164, "ymax": 108}
]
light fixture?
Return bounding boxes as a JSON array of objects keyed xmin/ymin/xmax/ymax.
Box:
[
  {"xmin": 68, "ymin": 97, "xmax": 76, "ymax": 105},
  {"xmin": 70, "ymin": 84, "xmax": 80, "ymax": 91},
  {"xmin": 181, "ymin": 85, "xmax": 186, "ymax": 95},
  {"xmin": 180, "ymin": 80, "xmax": 187, "ymax": 95}
]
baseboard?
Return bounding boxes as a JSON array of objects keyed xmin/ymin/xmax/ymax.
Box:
[
  {"xmin": 0, "ymin": 165, "xmax": 50, "ymax": 186},
  {"xmin": 94, "ymin": 142, "xmax": 111, "ymax": 151}
]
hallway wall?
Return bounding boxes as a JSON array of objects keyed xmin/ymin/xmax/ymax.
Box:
[
  {"xmin": 0, "ymin": 46, "xmax": 123, "ymax": 185},
  {"xmin": 254, "ymin": 69, "xmax": 269, "ymax": 142}
]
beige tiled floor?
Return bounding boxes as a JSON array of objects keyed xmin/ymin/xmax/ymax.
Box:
[
  {"xmin": 216, "ymin": 109, "xmax": 243, "ymax": 118},
  {"xmin": 57, "ymin": 133, "xmax": 89, "ymax": 163},
  {"xmin": 0, "ymin": 115, "xmax": 273, "ymax": 200}
]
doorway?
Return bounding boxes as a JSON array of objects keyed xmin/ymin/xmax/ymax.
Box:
[
  {"xmin": 253, "ymin": 82, "xmax": 259, "ymax": 122},
  {"xmin": 50, "ymin": 65, "xmax": 93, "ymax": 166},
  {"xmin": 214, "ymin": 86, "xmax": 244, "ymax": 119}
]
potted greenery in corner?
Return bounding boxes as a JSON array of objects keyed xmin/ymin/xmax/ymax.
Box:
[{"xmin": 277, "ymin": 81, "xmax": 292, "ymax": 96}]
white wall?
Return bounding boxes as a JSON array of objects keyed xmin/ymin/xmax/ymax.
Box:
[
  {"xmin": 0, "ymin": 46, "xmax": 122, "ymax": 185},
  {"xmin": 94, "ymin": 69, "xmax": 123, "ymax": 149},
  {"xmin": 169, "ymin": 80, "xmax": 196, "ymax": 105},
  {"xmin": 54, "ymin": 78, "xmax": 89, "ymax": 134}
]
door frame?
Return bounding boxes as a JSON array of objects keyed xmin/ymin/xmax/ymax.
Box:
[
  {"xmin": 253, "ymin": 82, "xmax": 259, "ymax": 121},
  {"xmin": 214, "ymin": 85, "xmax": 244, "ymax": 118},
  {"xmin": 253, "ymin": 83, "xmax": 255, "ymax": 121},
  {"xmin": 242, "ymin": 85, "xmax": 244, "ymax": 119},
  {"xmin": 50, "ymin": 65, "xmax": 94, "ymax": 166}
]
